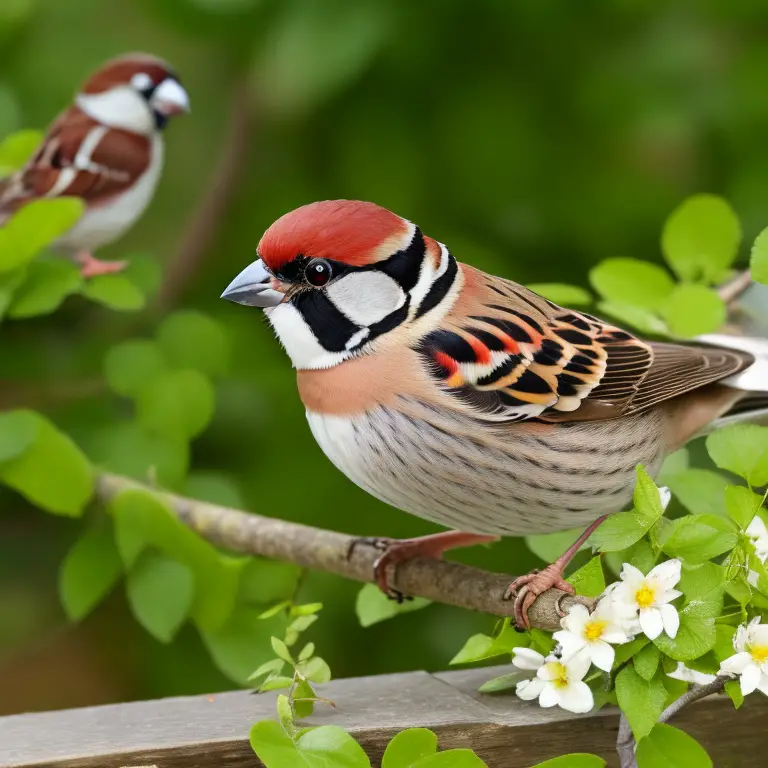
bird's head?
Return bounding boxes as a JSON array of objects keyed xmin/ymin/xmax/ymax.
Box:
[
  {"xmin": 222, "ymin": 200, "xmax": 460, "ymax": 370},
  {"xmin": 76, "ymin": 53, "xmax": 190, "ymax": 135}
]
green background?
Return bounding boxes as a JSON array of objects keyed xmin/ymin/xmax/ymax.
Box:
[{"xmin": 0, "ymin": 0, "xmax": 765, "ymax": 714}]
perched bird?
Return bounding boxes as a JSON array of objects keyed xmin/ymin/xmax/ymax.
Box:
[
  {"xmin": 0, "ymin": 53, "xmax": 189, "ymax": 277},
  {"xmin": 222, "ymin": 200, "xmax": 768, "ymax": 627}
]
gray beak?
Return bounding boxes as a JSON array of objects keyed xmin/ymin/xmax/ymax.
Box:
[{"xmin": 221, "ymin": 259, "xmax": 285, "ymax": 307}]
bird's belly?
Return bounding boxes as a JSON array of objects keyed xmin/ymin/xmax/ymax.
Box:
[
  {"xmin": 55, "ymin": 135, "xmax": 164, "ymax": 253},
  {"xmin": 306, "ymin": 403, "xmax": 666, "ymax": 536}
]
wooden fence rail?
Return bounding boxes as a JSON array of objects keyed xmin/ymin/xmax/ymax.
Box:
[{"xmin": 1, "ymin": 665, "xmax": 766, "ymax": 768}]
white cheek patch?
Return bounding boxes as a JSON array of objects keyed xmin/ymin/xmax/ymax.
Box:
[
  {"xmin": 77, "ymin": 87, "xmax": 155, "ymax": 135},
  {"xmin": 266, "ymin": 303, "xmax": 347, "ymax": 370},
  {"xmin": 326, "ymin": 271, "xmax": 405, "ymax": 327}
]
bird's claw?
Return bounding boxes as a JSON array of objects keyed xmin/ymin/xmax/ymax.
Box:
[{"xmin": 504, "ymin": 563, "xmax": 575, "ymax": 630}]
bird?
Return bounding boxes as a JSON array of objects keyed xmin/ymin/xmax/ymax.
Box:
[
  {"xmin": 221, "ymin": 199, "xmax": 768, "ymax": 628},
  {"xmin": 0, "ymin": 52, "xmax": 190, "ymax": 278}
]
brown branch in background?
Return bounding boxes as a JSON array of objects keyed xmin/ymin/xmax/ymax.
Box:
[
  {"xmin": 95, "ymin": 473, "xmax": 594, "ymax": 630},
  {"xmin": 0, "ymin": 377, "xmax": 105, "ymax": 411},
  {"xmin": 717, "ymin": 269, "xmax": 752, "ymax": 307},
  {"xmin": 155, "ymin": 75, "xmax": 256, "ymax": 311},
  {"xmin": 616, "ymin": 677, "xmax": 729, "ymax": 768}
]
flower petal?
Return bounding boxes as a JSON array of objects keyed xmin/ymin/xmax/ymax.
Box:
[
  {"xmin": 639, "ymin": 607, "xmax": 664, "ymax": 640},
  {"xmin": 659, "ymin": 603, "xmax": 680, "ymax": 639},
  {"xmin": 557, "ymin": 680, "xmax": 594, "ymax": 714},
  {"xmin": 512, "ymin": 647, "xmax": 545, "ymax": 671},
  {"xmin": 720, "ymin": 651, "xmax": 753, "ymax": 675},
  {"xmin": 555, "ymin": 632, "xmax": 586, "ymax": 659},
  {"xmin": 590, "ymin": 640, "xmax": 615, "ymax": 672},
  {"xmin": 746, "ymin": 516, "xmax": 768, "ymax": 538},
  {"xmin": 564, "ymin": 651, "xmax": 591, "ymax": 681},
  {"xmin": 620, "ymin": 563, "xmax": 646, "ymax": 589},
  {"xmin": 516, "ymin": 677, "xmax": 545, "ymax": 701},
  {"xmin": 658, "ymin": 486, "xmax": 671, "ymax": 511},
  {"xmin": 757, "ymin": 673, "xmax": 768, "ymax": 697},
  {"xmin": 667, "ymin": 662, "xmax": 716, "ymax": 685},
  {"xmin": 741, "ymin": 662, "xmax": 762, "ymax": 695},
  {"xmin": 649, "ymin": 559, "xmax": 682, "ymax": 590},
  {"xmin": 601, "ymin": 626, "xmax": 631, "ymax": 644},
  {"xmin": 538, "ymin": 682, "xmax": 559, "ymax": 708},
  {"xmin": 561, "ymin": 604, "xmax": 589, "ymax": 633}
]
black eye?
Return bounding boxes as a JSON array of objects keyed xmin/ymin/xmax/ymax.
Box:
[{"xmin": 305, "ymin": 259, "xmax": 332, "ymax": 287}]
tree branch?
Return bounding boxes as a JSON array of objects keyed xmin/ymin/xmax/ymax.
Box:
[
  {"xmin": 95, "ymin": 472, "xmax": 594, "ymax": 630},
  {"xmin": 615, "ymin": 676, "xmax": 729, "ymax": 767}
]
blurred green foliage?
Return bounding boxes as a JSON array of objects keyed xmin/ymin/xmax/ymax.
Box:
[{"xmin": 3, "ymin": 0, "xmax": 768, "ymax": 717}]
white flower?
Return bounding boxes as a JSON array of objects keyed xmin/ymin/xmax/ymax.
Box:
[
  {"xmin": 658, "ymin": 485, "xmax": 672, "ymax": 511},
  {"xmin": 512, "ymin": 647, "xmax": 594, "ymax": 714},
  {"xmin": 609, "ymin": 560, "xmax": 682, "ymax": 641},
  {"xmin": 746, "ymin": 516, "xmax": 768, "ymax": 563},
  {"xmin": 666, "ymin": 662, "xmax": 717, "ymax": 686},
  {"xmin": 719, "ymin": 617, "xmax": 768, "ymax": 696},
  {"xmin": 553, "ymin": 601, "xmax": 632, "ymax": 672}
]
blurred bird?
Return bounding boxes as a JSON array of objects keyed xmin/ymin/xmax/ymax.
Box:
[
  {"xmin": 0, "ymin": 53, "xmax": 189, "ymax": 278},
  {"xmin": 222, "ymin": 200, "xmax": 768, "ymax": 627}
]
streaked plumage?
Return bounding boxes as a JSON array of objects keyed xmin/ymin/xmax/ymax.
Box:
[
  {"xmin": 222, "ymin": 200, "xmax": 768, "ymax": 625},
  {"xmin": 0, "ymin": 53, "xmax": 189, "ymax": 277}
]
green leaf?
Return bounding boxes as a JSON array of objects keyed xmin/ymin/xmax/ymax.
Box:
[
  {"xmin": 658, "ymin": 449, "xmax": 689, "ymax": 483},
  {"xmin": 156, "ymin": 310, "xmax": 231, "ymax": 377},
  {"xmin": 596, "ymin": 301, "xmax": 669, "ymax": 336},
  {"xmin": 653, "ymin": 606, "xmax": 716, "ymax": 661},
  {"xmin": 123, "ymin": 253, "xmax": 163, "ymax": 297},
  {"xmin": 110, "ymin": 489, "xmax": 239, "ymax": 630},
  {"xmin": 7, "ymin": 259, "xmax": 83, "ymax": 317},
  {"xmin": 725, "ymin": 485, "xmax": 763, "ymax": 530},
  {"xmin": 567, "ymin": 556, "xmax": 605, "ymax": 598},
  {"xmin": 0, "ymin": 129, "xmax": 43, "ymax": 174},
  {"xmin": 664, "ymin": 469, "xmax": 727, "ymax": 517},
  {"xmin": 299, "ymin": 642, "xmax": 315, "ymax": 662},
  {"xmin": 526, "ymin": 283, "xmax": 592, "ymax": 307},
  {"xmin": 103, "ymin": 339, "xmax": 168, "ymax": 398},
  {"xmin": 202, "ymin": 605, "xmax": 285, "ymax": 685},
  {"xmin": 678, "ymin": 562, "xmax": 725, "ymax": 617},
  {"xmin": 271, "ymin": 636, "xmax": 294, "ymax": 664},
  {"xmin": 752, "ymin": 226, "xmax": 768, "ymax": 286},
  {"xmin": 383, "ymin": 728, "xmax": 437, "ymax": 768},
  {"xmin": 0, "ymin": 411, "xmax": 93, "ymax": 516},
  {"xmin": 81, "ymin": 273, "xmax": 145, "ymax": 311},
  {"xmin": 613, "ymin": 636, "xmax": 650, "ymax": 667},
  {"xmin": 530, "ymin": 756, "xmax": 606, "ymax": 768},
  {"xmin": 291, "ymin": 602, "xmax": 324, "ymax": 616},
  {"xmin": 634, "ymin": 644, "xmax": 661, "ymax": 681},
  {"xmin": 126, "ymin": 550, "xmax": 194, "ymax": 642},
  {"xmin": 526, "ymin": 528, "xmax": 584, "ymax": 563},
  {"xmin": 615, "ymin": 666, "xmax": 666, "ymax": 741},
  {"xmin": 293, "ymin": 678, "xmax": 316, "ymax": 718},
  {"xmin": 660, "ymin": 284, "xmax": 726, "ymax": 338},
  {"xmin": 661, "ymin": 194, "xmax": 741, "ymax": 283},
  {"xmin": 661, "ymin": 516, "xmax": 738, "ymax": 564},
  {"xmin": 706, "ymin": 424, "xmax": 768, "ymax": 486},
  {"xmin": 298, "ymin": 656, "xmax": 332, "ymax": 684},
  {"xmin": 238, "ymin": 559, "xmax": 300, "ymax": 606},
  {"xmin": 590, "ymin": 257, "xmax": 675, "ymax": 311},
  {"xmin": 136, "ymin": 369, "xmax": 216, "ymax": 440},
  {"xmin": 0, "ymin": 198, "xmax": 84, "ymax": 272},
  {"xmin": 413, "ymin": 751, "xmax": 487, "ymax": 767},
  {"xmin": 0, "ymin": 410, "xmax": 39, "ymax": 462},
  {"xmin": 251, "ymin": 721, "xmax": 371, "ymax": 768},
  {"xmin": 184, "ymin": 472, "xmax": 244, "ymax": 509},
  {"xmin": 477, "ymin": 672, "xmax": 522, "ymax": 694},
  {"xmin": 59, "ymin": 524, "xmax": 122, "ymax": 621},
  {"xmin": 355, "ymin": 583, "xmax": 431, "ymax": 627},
  {"xmin": 636, "ymin": 723, "xmax": 712, "ymax": 768},
  {"xmin": 248, "ymin": 658, "xmax": 285, "ymax": 683},
  {"xmin": 724, "ymin": 680, "xmax": 744, "ymax": 709},
  {"xmin": 0, "ymin": 265, "xmax": 25, "ymax": 319},
  {"xmin": 258, "ymin": 676, "xmax": 294, "ymax": 692}
]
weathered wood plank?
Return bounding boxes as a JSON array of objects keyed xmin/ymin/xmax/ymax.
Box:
[{"xmin": 1, "ymin": 666, "xmax": 766, "ymax": 768}]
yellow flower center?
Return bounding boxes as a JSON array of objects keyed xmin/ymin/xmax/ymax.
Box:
[
  {"xmin": 584, "ymin": 619, "xmax": 608, "ymax": 641},
  {"xmin": 635, "ymin": 583, "xmax": 656, "ymax": 609},
  {"xmin": 750, "ymin": 645, "xmax": 768, "ymax": 665},
  {"xmin": 545, "ymin": 661, "xmax": 570, "ymax": 689}
]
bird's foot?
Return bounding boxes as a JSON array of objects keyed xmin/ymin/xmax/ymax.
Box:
[
  {"xmin": 504, "ymin": 563, "xmax": 574, "ymax": 630},
  {"xmin": 348, "ymin": 531, "xmax": 499, "ymax": 603},
  {"xmin": 75, "ymin": 252, "xmax": 128, "ymax": 279}
]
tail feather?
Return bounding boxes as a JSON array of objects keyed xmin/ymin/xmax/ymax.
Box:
[{"xmin": 697, "ymin": 333, "xmax": 768, "ymax": 393}]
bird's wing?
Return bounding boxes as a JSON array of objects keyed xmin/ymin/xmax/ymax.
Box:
[
  {"xmin": 415, "ymin": 264, "xmax": 751, "ymax": 423},
  {"xmin": 0, "ymin": 106, "xmax": 151, "ymax": 217}
]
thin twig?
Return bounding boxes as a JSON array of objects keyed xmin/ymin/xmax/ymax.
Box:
[
  {"xmin": 614, "ymin": 676, "xmax": 729, "ymax": 766},
  {"xmin": 717, "ymin": 269, "xmax": 752, "ymax": 307},
  {"xmin": 155, "ymin": 75, "xmax": 256, "ymax": 311},
  {"xmin": 95, "ymin": 473, "xmax": 594, "ymax": 630}
]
